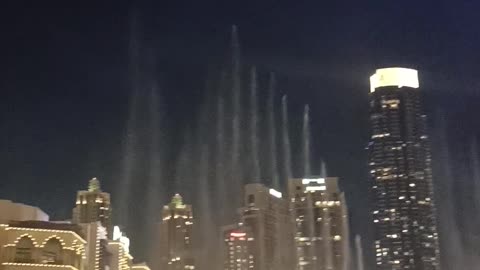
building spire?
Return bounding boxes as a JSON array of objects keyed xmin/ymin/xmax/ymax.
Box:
[
  {"xmin": 171, "ymin": 193, "xmax": 184, "ymax": 208},
  {"xmin": 88, "ymin": 177, "xmax": 101, "ymax": 192}
]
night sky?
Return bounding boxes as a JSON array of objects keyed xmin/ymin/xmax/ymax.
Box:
[{"xmin": 1, "ymin": 1, "xmax": 480, "ymax": 269}]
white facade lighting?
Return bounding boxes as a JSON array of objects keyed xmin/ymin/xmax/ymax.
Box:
[
  {"xmin": 370, "ymin": 68, "xmax": 419, "ymax": 93},
  {"xmin": 305, "ymin": 186, "xmax": 326, "ymax": 192},
  {"xmin": 269, "ymin": 189, "xmax": 282, "ymax": 198},
  {"xmin": 302, "ymin": 178, "xmax": 325, "ymax": 185}
]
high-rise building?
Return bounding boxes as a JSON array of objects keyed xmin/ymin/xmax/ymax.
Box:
[
  {"xmin": 0, "ymin": 220, "xmax": 86, "ymax": 270},
  {"xmin": 238, "ymin": 183, "xmax": 295, "ymax": 270},
  {"xmin": 368, "ymin": 68, "xmax": 440, "ymax": 269},
  {"xmin": 288, "ymin": 177, "xmax": 350, "ymax": 270},
  {"xmin": 72, "ymin": 178, "xmax": 113, "ymax": 238},
  {"xmin": 222, "ymin": 223, "xmax": 255, "ymax": 270},
  {"xmin": 159, "ymin": 194, "xmax": 194, "ymax": 270}
]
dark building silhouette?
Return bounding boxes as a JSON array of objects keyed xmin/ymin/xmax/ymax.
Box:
[{"xmin": 222, "ymin": 184, "xmax": 295, "ymax": 270}]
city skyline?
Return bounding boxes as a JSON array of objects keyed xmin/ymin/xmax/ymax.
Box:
[{"xmin": 1, "ymin": 3, "xmax": 480, "ymax": 270}]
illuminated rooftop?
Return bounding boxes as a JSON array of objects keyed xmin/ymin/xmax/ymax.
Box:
[
  {"xmin": 369, "ymin": 67, "xmax": 419, "ymax": 93},
  {"xmin": 169, "ymin": 193, "xmax": 187, "ymax": 209},
  {"xmin": 88, "ymin": 177, "xmax": 101, "ymax": 192}
]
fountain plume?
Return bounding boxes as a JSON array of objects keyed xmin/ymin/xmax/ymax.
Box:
[
  {"xmin": 281, "ymin": 95, "xmax": 292, "ymax": 182},
  {"xmin": 230, "ymin": 24, "xmax": 242, "ymax": 213},
  {"xmin": 230, "ymin": 24, "xmax": 241, "ymax": 171},
  {"xmin": 355, "ymin": 235, "xmax": 364, "ymax": 270},
  {"xmin": 215, "ymin": 72, "xmax": 228, "ymax": 222},
  {"xmin": 320, "ymin": 159, "xmax": 327, "ymax": 178},
  {"xmin": 249, "ymin": 66, "xmax": 260, "ymax": 181},
  {"xmin": 118, "ymin": 13, "xmax": 142, "ymax": 226},
  {"xmin": 146, "ymin": 83, "xmax": 165, "ymax": 264},
  {"xmin": 302, "ymin": 104, "xmax": 312, "ymax": 177},
  {"xmin": 268, "ymin": 72, "xmax": 279, "ymax": 188}
]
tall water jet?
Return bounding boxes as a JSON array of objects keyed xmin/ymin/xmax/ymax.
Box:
[
  {"xmin": 230, "ymin": 25, "xmax": 242, "ymax": 211},
  {"xmin": 196, "ymin": 143, "xmax": 214, "ymax": 270},
  {"xmin": 146, "ymin": 83, "xmax": 164, "ymax": 264},
  {"xmin": 281, "ymin": 95, "xmax": 292, "ymax": 183},
  {"xmin": 468, "ymin": 136, "xmax": 480, "ymax": 266},
  {"xmin": 174, "ymin": 131, "xmax": 195, "ymax": 200},
  {"xmin": 322, "ymin": 206, "xmax": 333, "ymax": 270},
  {"xmin": 471, "ymin": 137, "xmax": 480, "ymax": 212},
  {"xmin": 119, "ymin": 90, "xmax": 138, "ymax": 227},
  {"xmin": 320, "ymin": 159, "xmax": 327, "ymax": 178},
  {"xmin": 215, "ymin": 72, "xmax": 228, "ymax": 222},
  {"xmin": 432, "ymin": 113, "xmax": 464, "ymax": 269},
  {"xmin": 355, "ymin": 235, "xmax": 364, "ymax": 270},
  {"xmin": 249, "ymin": 66, "xmax": 260, "ymax": 181},
  {"xmin": 302, "ymin": 104, "xmax": 312, "ymax": 177},
  {"xmin": 267, "ymin": 72, "xmax": 279, "ymax": 189},
  {"xmin": 301, "ymin": 104, "xmax": 316, "ymax": 270},
  {"xmin": 230, "ymin": 24, "xmax": 241, "ymax": 171},
  {"xmin": 118, "ymin": 15, "xmax": 141, "ymax": 226}
]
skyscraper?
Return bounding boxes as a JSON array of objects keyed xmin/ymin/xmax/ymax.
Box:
[
  {"xmin": 288, "ymin": 177, "xmax": 350, "ymax": 270},
  {"xmin": 72, "ymin": 177, "xmax": 113, "ymax": 238},
  {"xmin": 368, "ymin": 68, "xmax": 440, "ymax": 269},
  {"xmin": 238, "ymin": 183, "xmax": 295, "ymax": 270},
  {"xmin": 159, "ymin": 194, "xmax": 194, "ymax": 270},
  {"xmin": 222, "ymin": 223, "xmax": 255, "ymax": 270}
]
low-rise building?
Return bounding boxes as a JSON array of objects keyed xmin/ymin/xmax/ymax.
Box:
[
  {"xmin": 0, "ymin": 200, "xmax": 49, "ymax": 223},
  {"xmin": 107, "ymin": 226, "xmax": 132, "ymax": 270},
  {"xmin": 0, "ymin": 220, "xmax": 86, "ymax": 270}
]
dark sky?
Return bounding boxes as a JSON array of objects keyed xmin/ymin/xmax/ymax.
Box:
[{"xmin": 1, "ymin": 1, "xmax": 480, "ymax": 268}]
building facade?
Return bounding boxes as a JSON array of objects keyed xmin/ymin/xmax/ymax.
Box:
[
  {"xmin": 368, "ymin": 68, "xmax": 440, "ymax": 269},
  {"xmin": 239, "ymin": 184, "xmax": 295, "ymax": 270},
  {"xmin": 222, "ymin": 224, "xmax": 255, "ymax": 270},
  {"xmin": 80, "ymin": 222, "xmax": 109, "ymax": 270},
  {"xmin": 0, "ymin": 221, "xmax": 86, "ymax": 270},
  {"xmin": 72, "ymin": 178, "xmax": 112, "ymax": 239},
  {"xmin": 107, "ymin": 235, "xmax": 132, "ymax": 270},
  {"xmin": 288, "ymin": 177, "xmax": 349, "ymax": 270},
  {"xmin": 159, "ymin": 194, "xmax": 194, "ymax": 270},
  {"xmin": 131, "ymin": 263, "xmax": 151, "ymax": 270}
]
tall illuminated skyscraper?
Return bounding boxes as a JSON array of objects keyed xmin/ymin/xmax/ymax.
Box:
[
  {"xmin": 368, "ymin": 68, "xmax": 440, "ymax": 269},
  {"xmin": 72, "ymin": 177, "xmax": 113, "ymax": 238},
  {"xmin": 159, "ymin": 194, "xmax": 194, "ymax": 270},
  {"xmin": 288, "ymin": 177, "xmax": 349, "ymax": 270}
]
